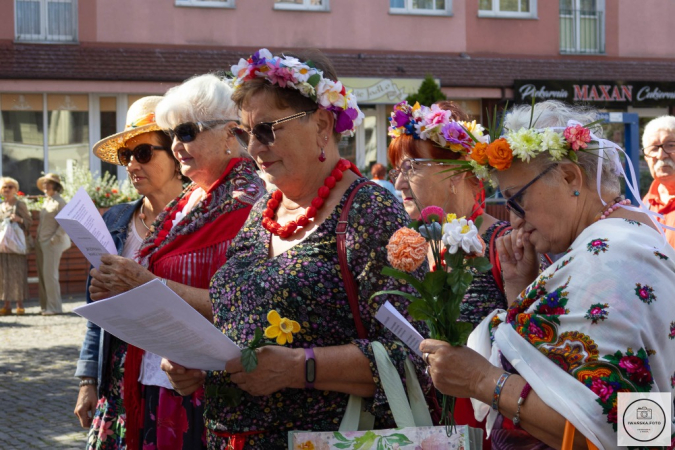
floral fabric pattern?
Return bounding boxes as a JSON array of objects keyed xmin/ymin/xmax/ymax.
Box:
[
  {"xmin": 206, "ymin": 179, "xmax": 429, "ymax": 448},
  {"xmin": 473, "ymin": 219, "xmax": 675, "ymax": 449}
]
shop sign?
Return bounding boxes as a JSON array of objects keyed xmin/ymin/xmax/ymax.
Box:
[
  {"xmin": 341, "ymin": 77, "xmax": 434, "ymax": 104},
  {"xmin": 514, "ymin": 80, "xmax": 675, "ymax": 108}
]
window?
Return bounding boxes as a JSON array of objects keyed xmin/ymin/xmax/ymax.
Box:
[
  {"xmin": 46, "ymin": 94, "xmax": 89, "ymax": 176},
  {"xmin": 274, "ymin": 0, "xmax": 329, "ymax": 11},
  {"xmin": 15, "ymin": 0, "xmax": 77, "ymax": 43},
  {"xmin": 478, "ymin": 0, "xmax": 537, "ymax": 18},
  {"xmin": 389, "ymin": 0, "xmax": 452, "ymax": 16},
  {"xmin": 175, "ymin": 0, "xmax": 235, "ymax": 8},
  {"xmin": 560, "ymin": 0, "xmax": 605, "ymax": 54}
]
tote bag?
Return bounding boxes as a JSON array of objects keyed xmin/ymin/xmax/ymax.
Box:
[{"xmin": 0, "ymin": 218, "xmax": 27, "ymax": 254}]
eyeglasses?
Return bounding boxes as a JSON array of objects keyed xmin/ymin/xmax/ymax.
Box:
[
  {"xmin": 165, "ymin": 120, "xmax": 232, "ymax": 143},
  {"xmin": 1, "ymin": 185, "xmax": 16, "ymax": 190},
  {"xmin": 388, "ymin": 158, "xmax": 462, "ymax": 183},
  {"xmin": 117, "ymin": 144, "xmax": 171, "ymax": 166},
  {"xmin": 505, "ymin": 164, "xmax": 557, "ymax": 220},
  {"xmin": 232, "ymin": 110, "xmax": 315, "ymax": 150},
  {"xmin": 642, "ymin": 141, "xmax": 675, "ymax": 157}
]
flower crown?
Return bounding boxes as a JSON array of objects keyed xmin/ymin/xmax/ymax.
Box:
[
  {"xmin": 466, "ymin": 121, "xmax": 598, "ymax": 181},
  {"xmin": 388, "ymin": 101, "xmax": 486, "ymax": 154},
  {"xmin": 231, "ymin": 48, "xmax": 364, "ymax": 137}
]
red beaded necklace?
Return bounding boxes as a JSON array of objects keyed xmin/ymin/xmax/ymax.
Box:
[{"xmin": 262, "ymin": 158, "xmax": 352, "ymax": 238}]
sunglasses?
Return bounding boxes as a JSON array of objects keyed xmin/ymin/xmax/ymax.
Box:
[
  {"xmin": 117, "ymin": 144, "xmax": 171, "ymax": 166},
  {"xmin": 232, "ymin": 110, "xmax": 316, "ymax": 150},
  {"xmin": 165, "ymin": 120, "xmax": 232, "ymax": 143},
  {"xmin": 505, "ymin": 164, "xmax": 557, "ymax": 220}
]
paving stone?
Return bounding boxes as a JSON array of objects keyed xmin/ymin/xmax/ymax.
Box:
[{"xmin": 0, "ymin": 296, "xmax": 89, "ymax": 449}]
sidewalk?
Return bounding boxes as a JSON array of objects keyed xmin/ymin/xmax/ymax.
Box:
[{"xmin": 0, "ymin": 296, "xmax": 89, "ymax": 449}]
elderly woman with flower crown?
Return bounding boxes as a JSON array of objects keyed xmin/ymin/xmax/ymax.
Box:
[
  {"xmin": 388, "ymin": 100, "xmax": 509, "ymax": 326},
  {"xmin": 161, "ymin": 48, "xmax": 430, "ymax": 449},
  {"xmin": 419, "ymin": 100, "xmax": 675, "ymax": 449}
]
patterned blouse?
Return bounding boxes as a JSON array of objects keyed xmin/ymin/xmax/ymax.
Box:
[
  {"xmin": 459, "ymin": 220, "xmax": 509, "ymax": 326},
  {"xmin": 206, "ymin": 179, "xmax": 429, "ymax": 448}
]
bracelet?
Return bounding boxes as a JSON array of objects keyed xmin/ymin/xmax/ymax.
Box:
[
  {"xmin": 79, "ymin": 379, "xmax": 97, "ymax": 388},
  {"xmin": 513, "ymin": 383, "xmax": 532, "ymax": 427},
  {"xmin": 304, "ymin": 348, "xmax": 316, "ymax": 389},
  {"xmin": 492, "ymin": 372, "xmax": 511, "ymax": 411}
]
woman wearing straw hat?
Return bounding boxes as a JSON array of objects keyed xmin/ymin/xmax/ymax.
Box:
[
  {"xmin": 35, "ymin": 172, "xmax": 70, "ymax": 315},
  {"xmin": 86, "ymin": 76, "xmax": 266, "ymax": 450},
  {"xmin": 74, "ymin": 96, "xmax": 186, "ymax": 449}
]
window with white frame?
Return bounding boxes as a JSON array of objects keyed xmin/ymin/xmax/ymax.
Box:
[
  {"xmin": 478, "ymin": 0, "xmax": 537, "ymax": 18},
  {"xmin": 15, "ymin": 0, "xmax": 77, "ymax": 43},
  {"xmin": 389, "ymin": 0, "xmax": 452, "ymax": 16},
  {"xmin": 175, "ymin": 0, "xmax": 235, "ymax": 8},
  {"xmin": 274, "ymin": 0, "xmax": 329, "ymax": 11},
  {"xmin": 559, "ymin": 0, "xmax": 605, "ymax": 54}
]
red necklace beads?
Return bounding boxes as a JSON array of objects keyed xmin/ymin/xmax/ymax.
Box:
[{"xmin": 262, "ymin": 158, "xmax": 352, "ymax": 238}]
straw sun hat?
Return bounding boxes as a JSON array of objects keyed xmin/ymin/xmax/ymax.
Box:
[
  {"xmin": 36, "ymin": 173, "xmax": 63, "ymax": 191},
  {"xmin": 92, "ymin": 96, "xmax": 164, "ymax": 165}
]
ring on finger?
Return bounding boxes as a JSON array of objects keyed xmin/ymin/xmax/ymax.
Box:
[{"xmin": 422, "ymin": 352, "xmax": 430, "ymax": 366}]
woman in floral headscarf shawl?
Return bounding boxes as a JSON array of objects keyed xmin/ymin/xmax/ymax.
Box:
[{"xmin": 420, "ymin": 101, "xmax": 675, "ymax": 449}]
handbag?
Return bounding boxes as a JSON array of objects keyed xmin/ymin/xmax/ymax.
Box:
[
  {"xmin": 0, "ymin": 218, "xmax": 27, "ymax": 254},
  {"xmin": 561, "ymin": 420, "xmax": 600, "ymax": 450}
]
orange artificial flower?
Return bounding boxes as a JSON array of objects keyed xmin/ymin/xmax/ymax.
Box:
[
  {"xmin": 386, "ymin": 227, "xmax": 428, "ymax": 273},
  {"xmin": 486, "ymin": 138, "xmax": 513, "ymax": 171},
  {"xmin": 469, "ymin": 142, "xmax": 489, "ymax": 165}
]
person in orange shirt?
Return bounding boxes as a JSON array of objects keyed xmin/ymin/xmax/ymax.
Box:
[{"xmin": 642, "ymin": 115, "xmax": 675, "ymax": 248}]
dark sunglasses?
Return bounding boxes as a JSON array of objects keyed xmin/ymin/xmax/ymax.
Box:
[
  {"xmin": 117, "ymin": 144, "xmax": 170, "ymax": 166},
  {"xmin": 165, "ymin": 120, "xmax": 232, "ymax": 143},
  {"xmin": 232, "ymin": 110, "xmax": 316, "ymax": 150},
  {"xmin": 505, "ymin": 164, "xmax": 557, "ymax": 220}
]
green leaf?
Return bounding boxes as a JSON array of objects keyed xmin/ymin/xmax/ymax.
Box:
[
  {"xmin": 249, "ymin": 327, "xmax": 263, "ymax": 348},
  {"xmin": 473, "ymin": 215, "xmax": 483, "ymax": 230},
  {"xmin": 353, "ymin": 431, "xmax": 377, "ymax": 450},
  {"xmin": 307, "ymin": 73, "xmax": 321, "ymax": 87},
  {"xmin": 452, "ymin": 321, "xmax": 474, "ymax": 346},
  {"xmin": 568, "ymin": 150, "xmax": 579, "ymax": 163},
  {"xmin": 383, "ymin": 433, "xmax": 414, "ymax": 445},
  {"xmin": 468, "ymin": 257, "xmax": 492, "ymax": 272},
  {"xmin": 370, "ymin": 290, "xmax": 423, "ymax": 306},
  {"xmin": 381, "ymin": 266, "xmax": 426, "ymax": 294},
  {"xmin": 333, "ymin": 432, "xmax": 350, "ymax": 442},
  {"xmin": 241, "ymin": 347, "xmax": 258, "ymax": 373},
  {"xmin": 334, "ymin": 444, "xmax": 352, "ymax": 449},
  {"xmin": 408, "ymin": 299, "xmax": 435, "ymax": 321},
  {"xmin": 424, "ymin": 270, "xmax": 448, "ymax": 296}
]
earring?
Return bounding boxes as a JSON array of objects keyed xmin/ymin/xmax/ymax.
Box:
[
  {"xmin": 319, "ymin": 147, "xmax": 326, "ymax": 162},
  {"xmin": 573, "ymin": 190, "xmax": 580, "ymax": 197},
  {"xmin": 450, "ymin": 183, "xmax": 457, "ymax": 195},
  {"xmin": 226, "ymin": 149, "xmax": 232, "ymax": 155}
]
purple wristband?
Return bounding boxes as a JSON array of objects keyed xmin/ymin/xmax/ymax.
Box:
[{"xmin": 304, "ymin": 348, "xmax": 316, "ymax": 389}]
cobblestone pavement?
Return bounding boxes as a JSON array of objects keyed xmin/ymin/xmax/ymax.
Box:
[{"xmin": 0, "ymin": 296, "xmax": 89, "ymax": 450}]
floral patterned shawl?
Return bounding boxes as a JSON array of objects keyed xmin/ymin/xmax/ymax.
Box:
[{"xmin": 468, "ymin": 218, "xmax": 675, "ymax": 449}]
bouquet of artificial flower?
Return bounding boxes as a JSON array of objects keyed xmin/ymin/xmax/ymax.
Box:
[{"xmin": 373, "ymin": 206, "xmax": 492, "ymax": 431}]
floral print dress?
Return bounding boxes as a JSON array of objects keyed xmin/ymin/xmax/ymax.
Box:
[
  {"xmin": 206, "ymin": 179, "xmax": 429, "ymax": 449},
  {"xmin": 469, "ymin": 218, "xmax": 675, "ymax": 449}
]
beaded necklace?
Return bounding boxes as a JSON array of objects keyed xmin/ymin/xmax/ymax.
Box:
[{"xmin": 262, "ymin": 158, "xmax": 352, "ymax": 239}]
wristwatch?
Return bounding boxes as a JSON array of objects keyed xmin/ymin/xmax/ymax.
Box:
[{"xmin": 304, "ymin": 347, "xmax": 316, "ymax": 389}]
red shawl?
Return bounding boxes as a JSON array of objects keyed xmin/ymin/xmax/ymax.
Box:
[{"xmin": 124, "ymin": 158, "xmax": 265, "ymax": 449}]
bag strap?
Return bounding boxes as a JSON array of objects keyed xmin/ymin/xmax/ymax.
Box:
[
  {"xmin": 336, "ymin": 180, "xmax": 374, "ymax": 340},
  {"xmin": 562, "ymin": 420, "xmax": 600, "ymax": 450},
  {"xmin": 489, "ymin": 223, "xmax": 511, "ymax": 294}
]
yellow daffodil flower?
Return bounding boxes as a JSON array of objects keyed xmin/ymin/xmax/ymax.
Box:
[{"xmin": 264, "ymin": 310, "xmax": 301, "ymax": 345}]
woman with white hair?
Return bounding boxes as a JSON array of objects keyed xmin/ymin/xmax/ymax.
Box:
[
  {"xmin": 642, "ymin": 115, "xmax": 675, "ymax": 248},
  {"xmin": 420, "ymin": 100, "xmax": 675, "ymax": 448},
  {"xmin": 87, "ymin": 74, "xmax": 265, "ymax": 450}
]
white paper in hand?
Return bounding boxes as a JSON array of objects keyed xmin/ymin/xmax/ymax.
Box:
[
  {"xmin": 375, "ymin": 301, "xmax": 424, "ymax": 356},
  {"xmin": 74, "ymin": 279, "xmax": 241, "ymax": 370},
  {"xmin": 55, "ymin": 187, "xmax": 116, "ymax": 268}
]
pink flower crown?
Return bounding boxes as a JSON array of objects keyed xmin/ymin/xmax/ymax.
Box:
[
  {"xmin": 231, "ymin": 48, "xmax": 364, "ymax": 137},
  {"xmin": 388, "ymin": 101, "xmax": 487, "ymax": 154}
]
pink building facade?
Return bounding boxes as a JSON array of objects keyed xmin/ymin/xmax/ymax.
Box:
[{"xmin": 2, "ymin": 0, "xmax": 675, "ymax": 193}]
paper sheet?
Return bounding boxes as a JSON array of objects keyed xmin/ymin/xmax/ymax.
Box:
[
  {"xmin": 55, "ymin": 187, "xmax": 116, "ymax": 268},
  {"xmin": 74, "ymin": 279, "xmax": 241, "ymax": 370},
  {"xmin": 375, "ymin": 301, "xmax": 424, "ymax": 356}
]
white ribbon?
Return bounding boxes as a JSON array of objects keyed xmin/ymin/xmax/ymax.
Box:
[{"xmin": 536, "ymin": 120, "xmax": 675, "ymax": 243}]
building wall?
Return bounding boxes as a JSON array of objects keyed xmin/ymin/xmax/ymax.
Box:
[
  {"xmin": 93, "ymin": 0, "xmax": 467, "ymax": 53},
  {"xmin": 0, "ymin": 0, "xmax": 14, "ymax": 41},
  {"xmin": 617, "ymin": 0, "xmax": 675, "ymax": 58}
]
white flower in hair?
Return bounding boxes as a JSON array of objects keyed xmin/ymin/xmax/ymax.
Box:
[
  {"xmin": 507, "ymin": 128, "xmax": 543, "ymax": 163},
  {"xmin": 316, "ymin": 79, "xmax": 347, "ymax": 109},
  {"xmin": 442, "ymin": 217, "xmax": 483, "ymax": 255},
  {"xmin": 540, "ymin": 129, "xmax": 567, "ymax": 161}
]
